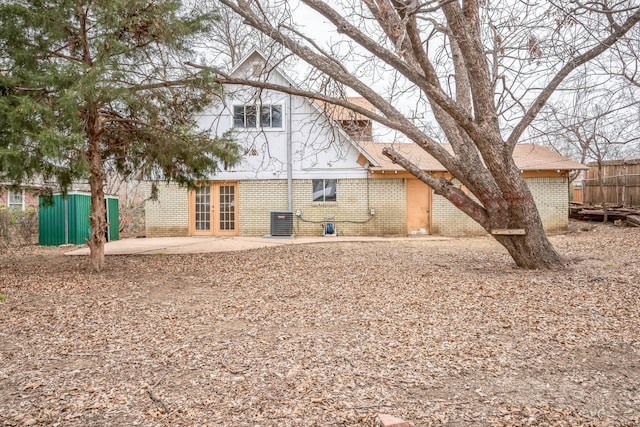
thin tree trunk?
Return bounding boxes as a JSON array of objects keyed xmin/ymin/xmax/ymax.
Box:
[
  {"xmin": 87, "ymin": 112, "xmax": 106, "ymax": 272},
  {"xmin": 598, "ymin": 163, "xmax": 608, "ymax": 223}
]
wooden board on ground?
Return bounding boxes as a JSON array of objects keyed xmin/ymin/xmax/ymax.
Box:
[{"xmin": 569, "ymin": 203, "xmax": 640, "ymax": 223}]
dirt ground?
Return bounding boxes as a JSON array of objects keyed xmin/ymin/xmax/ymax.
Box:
[{"xmin": 1, "ymin": 221, "xmax": 639, "ymax": 426}]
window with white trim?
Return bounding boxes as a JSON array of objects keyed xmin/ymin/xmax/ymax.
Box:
[
  {"xmin": 8, "ymin": 189, "xmax": 24, "ymax": 210},
  {"xmin": 312, "ymin": 179, "xmax": 337, "ymax": 202},
  {"xmin": 233, "ymin": 104, "xmax": 283, "ymax": 129},
  {"xmin": 233, "ymin": 105, "xmax": 257, "ymax": 128},
  {"xmin": 260, "ymin": 105, "xmax": 283, "ymax": 128}
]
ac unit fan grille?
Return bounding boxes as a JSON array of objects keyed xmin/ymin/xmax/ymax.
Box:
[{"xmin": 270, "ymin": 211, "xmax": 293, "ymax": 236}]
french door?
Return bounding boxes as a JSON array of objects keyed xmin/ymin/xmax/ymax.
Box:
[{"xmin": 189, "ymin": 182, "xmax": 238, "ymax": 236}]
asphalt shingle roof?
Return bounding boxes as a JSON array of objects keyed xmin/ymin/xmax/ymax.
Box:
[{"xmin": 358, "ymin": 142, "xmax": 587, "ymax": 171}]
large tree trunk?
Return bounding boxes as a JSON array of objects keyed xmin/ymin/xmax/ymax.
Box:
[
  {"xmin": 495, "ymin": 232, "xmax": 563, "ymax": 269},
  {"xmin": 452, "ymin": 181, "xmax": 565, "ymax": 269},
  {"xmin": 490, "ymin": 182, "xmax": 565, "ymax": 269},
  {"xmin": 384, "ymin": 147, "xmax": 565, "ymax": 269},
  {"xmin": 483, "ymin": 159, "xmax": 565, "ymax": 269},
  {"xmin": 87, "ymin": 112, "xmax": 106, "ymax": 272}
]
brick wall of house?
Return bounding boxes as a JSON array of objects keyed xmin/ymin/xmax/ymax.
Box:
[
  {"xmin": 431, "ymin": 176, "xmax": 569, "ymax": 236},
  {"xmin": 527, "ymin": 177, "xmax": 569, "ymax": 233},
  {"xmin": 25, "ymin": 190, "xmax": 39, "ymax": 209},
  {"xmin": 144, "ymin": 182, "xmax": 189, "ymax": 237},
  {"xmin": 145, "ymin": 176, "xmax": 568, "ymax": 238},
  {"xmin": 239, "ymin": 178, "xmax": 406, "ymax": 237},
  {"xmin": 0, "ymin": 187, "xmax": 40, "ymax": 210},
  {"xmin": 430, "ymin": 191, "xmax": 485, "ymax": 236},
  {"xmin": 238, "ymin": 180, "xmax": 289, "ymax": 236}
]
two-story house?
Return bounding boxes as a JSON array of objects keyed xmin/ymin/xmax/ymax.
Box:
[{"xmin": 144, "ymin": 49, "xmax": 586, "ymax": 238}]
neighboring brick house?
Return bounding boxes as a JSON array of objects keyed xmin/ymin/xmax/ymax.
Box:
[
  {"xmin": 0, "ymin": 185, "xmax": 40, "ymax": 211},
  {"xmin": 145, "ymin": 49, "xmax": 586, "ymax": 238}
]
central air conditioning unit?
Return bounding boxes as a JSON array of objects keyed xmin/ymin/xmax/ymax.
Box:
[{"xmin": 270, "ymin": 211, "xmax": 293, "ymax": 236}]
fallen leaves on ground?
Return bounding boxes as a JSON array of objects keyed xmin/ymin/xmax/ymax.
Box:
[{"xmin": 1, "ymin": 221, "xmax": 639, "ymax": 426}]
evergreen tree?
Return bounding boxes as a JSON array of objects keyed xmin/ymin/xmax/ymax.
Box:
[{"xmin": 0, "ymin": 0, "xmax": 240, "ymax": 271}]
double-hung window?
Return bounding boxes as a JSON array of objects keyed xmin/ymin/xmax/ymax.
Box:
[
  {"xmin": 312, "ymin": 179, "xmax": 337, "ymax": 202},
  {"xmin": 233, "ymin": 105, "xmax": 257, "ymax": 128},
  {"xmin": 8, "ymin": 189, "xmax": 24, "ymax": 210},
  {"xmin": 260, "ymin": 105, "xmax": 283, "ymax": 128},
  {"xmin": 233, "ymin": 104, "xmax": 283, "ymax": 129}
]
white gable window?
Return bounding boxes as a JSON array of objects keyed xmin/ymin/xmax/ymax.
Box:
[
  {"xmin": 233, "ymin": 104, "xmax": 283, "ymax": 129},
  {"xmin": 312, "ymin": 179, "xmax": 337, "ymax": 202},
  {"xmin": 8, "ymin": 189, "xmax": 24, "ymax": 210},
  {"xmin": 260, "ymin": 105, "xmax": 283, "ymax": 128},
  {"xmin": 233, "ymin": 105, "xmax": 257, "ymax": 128}
]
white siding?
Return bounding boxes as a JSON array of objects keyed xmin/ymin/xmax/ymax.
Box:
[{"xmin": 195, "ymin": 52, "xmax": 368, "ymax": 181}]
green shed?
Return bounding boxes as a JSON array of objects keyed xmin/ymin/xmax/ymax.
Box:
[{"xmin": 39, "ymin": 192, "xmax": 119, "ymax": 246}]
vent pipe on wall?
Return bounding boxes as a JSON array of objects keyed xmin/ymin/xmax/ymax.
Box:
[{"xmin": 287, "ymin": 91, "xmax": 293, "ymax": 212}]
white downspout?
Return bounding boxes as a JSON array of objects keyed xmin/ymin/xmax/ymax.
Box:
[{"xmin": 287, "ymin": 91, "xmax": 293, "ymax": 212}]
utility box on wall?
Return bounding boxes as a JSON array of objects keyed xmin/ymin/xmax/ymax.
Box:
[{"xmin": 39, "ymin": 192, "xmax": 119, "ymax": 246}]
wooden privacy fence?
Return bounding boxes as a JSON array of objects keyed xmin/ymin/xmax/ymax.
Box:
[{"xmin": 582, "ymin": 159, "xmax": 640, "ymax": 207}]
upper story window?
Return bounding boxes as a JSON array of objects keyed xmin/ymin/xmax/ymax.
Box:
[
  {"xmin": 233, "ymin": 104, "xmax": 283, "ymax": 129},
  {"xmin": 260, "ymin": 105, "xmax": 283, "ymax": 128},
  {"xmin": 233, "ymin": 105, "xmax": 257, "ymax": 128},
  {"xmin": 8, "ymin": 189, "xmax": 24, "ymax": 210},
  {"xmin": 312, "ymin": 179, "xmax": 337, "ymax": 202}
]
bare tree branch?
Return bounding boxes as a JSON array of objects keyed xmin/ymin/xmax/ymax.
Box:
[{"xmin": 507, "ymin": 6, "xmax": 640, "ymax": 150}]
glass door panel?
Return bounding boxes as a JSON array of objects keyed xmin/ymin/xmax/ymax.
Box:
[
  {"xmin": 194, "ymin": 186, "xmax": 211, "ymax": 232},
  {"xmin": 218, "ymin": 185, "xmax": 235, "ymax": 231}
]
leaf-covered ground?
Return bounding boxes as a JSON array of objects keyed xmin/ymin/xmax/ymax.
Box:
[{"xmin": 1, "ymin": 222, "xmax": 639, "ymax": 426}]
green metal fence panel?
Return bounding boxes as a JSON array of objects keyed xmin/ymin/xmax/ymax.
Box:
[
  {"xmin": 38, "ymin": 194, "xmax": 66, "ymax": 246},
  {"xmin": 39, "ymin": 192, "xmax": 118, "ymax": 246},
  {"xmin": 67, "ymin": 194, "xmax": 91, "ymax": 245},
  {"xmin": 107, "ymin": 197, "xmax": 119, "ymax": 241}
]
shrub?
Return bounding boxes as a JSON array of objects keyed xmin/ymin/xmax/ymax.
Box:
[
  {"xmin": 0, "ymin": 207, "xmax": 11, "ymax": 245},
  {"xmin": 0, "ymin": 207, "xmax": 38, "ymax": 246}
]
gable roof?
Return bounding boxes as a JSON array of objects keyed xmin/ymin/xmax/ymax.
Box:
[
  {"xmin": 228, "ymin": 48, "xmax": 297, "ymax": 86},
  {"xmin": 228, "ymin": 48, "xmax": 378, "ymax": 166},
  {"xmin": 358, "ymin": 142, "xmax": 587, "ymax": 172}
]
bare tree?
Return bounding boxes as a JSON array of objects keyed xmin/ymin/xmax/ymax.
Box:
[
  {"xmin": 534, "ymin": 77, "xmax": 640, "ymax": 175},
  {"xmin": 534, "ymin": 78, "xmax": 640, "ymax": 220},
  {"xmin": 532, "ymin": 17, "xmax": 640, "ymax": 220},
  {"xmin": 214, "ymin": 0, "xmax": 640, "ymax": 269},
  {"xmin": 197, "ymin": 4, "xmax": 269, "ymax": 69}
]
